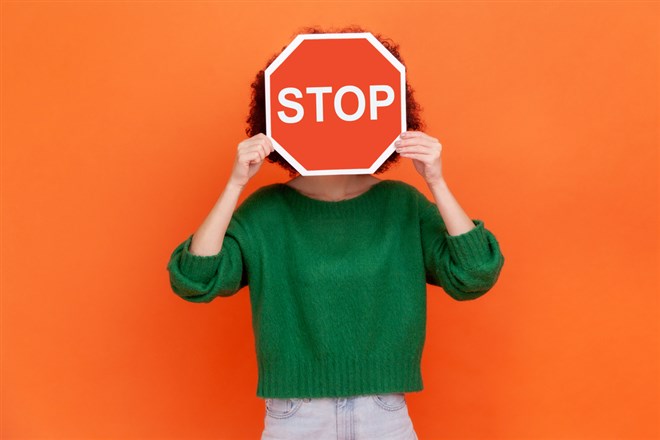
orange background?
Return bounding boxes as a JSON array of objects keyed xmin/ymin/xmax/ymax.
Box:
[{"xmin": 2, "ymin": 2, "xmax": 658, "ymax": 439}]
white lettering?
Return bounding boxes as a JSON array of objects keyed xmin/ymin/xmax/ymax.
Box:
[
  {"xmin": 275, "ymin": 85, "xmax": 395, "ymax": 123},
  {"xmin": 334, "ymin": 86, "xmax": 366, "ymax": 122},
  {"xmin": 305, "ymin": 87, "xmax": 333, "ymax": 122},
  {"xmin": 369, "ymin": 85, "xmax": 394, "ymax": 120},
  {"xmin": 277, "ymin": 87, "xmax": 304, "ymax": 123}
]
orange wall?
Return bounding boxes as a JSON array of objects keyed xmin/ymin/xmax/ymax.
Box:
[{"xmin": 2, "ymin": 2, "xmax": 658, "ymax": 439}]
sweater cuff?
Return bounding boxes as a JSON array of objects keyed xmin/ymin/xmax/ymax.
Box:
[
  {"xmin": 179, "ymin": 234, "xmax": 221, "ymax": 283},
  {"xmin": 445, "ymin": 219, "xmax": 489, "ymax": 269}
]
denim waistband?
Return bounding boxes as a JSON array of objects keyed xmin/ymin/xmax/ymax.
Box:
[{"xmin": 264, "ymin": 392, "xmax": 404, "ymax": 403}]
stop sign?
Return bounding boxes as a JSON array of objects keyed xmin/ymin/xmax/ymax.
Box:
[{"xmin": 265, "ymin": 33, "xmax": 406, "ymax": 176}]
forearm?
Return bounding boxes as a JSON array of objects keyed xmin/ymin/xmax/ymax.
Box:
[
  {"xmin": 427, "ymin": 179, "xmax": 476, "ymax": 236},
  {"xmin": 189, "ymin": 180, "xmax": 245, "ymax": 256}
]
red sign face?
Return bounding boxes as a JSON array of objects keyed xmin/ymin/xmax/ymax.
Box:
[{"xmin": 265, "ymin": 33, "xmax": 406, "ymax": 176}]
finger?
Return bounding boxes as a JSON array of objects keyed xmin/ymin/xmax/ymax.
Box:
[
  {"xmin": 254, "ymin": 133, "xmax": 273, "ymax": 150},
  {"xmin": 243, "ymin": 138, "xmax": 271, "ymax": 154},
  {"xmin": 395, "ymin": 138, "xmax": 439, "ymax": 148},
  {"xmin": 243, "ymin": 151, "xmax": 261, "ymax": 165},
  {"xmin": 255, "ymin": 142, "xmax": 269, "ymax": 159},
  {"xmin": 399, "ymin": 152, "xmax": 434, "ymax": 162},
  {"xmin": 400, "ymin": 130, "xmax": 429, "ymax": 139},
  {"xmin": 255, "ymin": 145, "xmax": 266, "ymax": 161},
  {"xmin": 396, "ymin": 146, "xmax": 432, "ymax": 154},
  {"xmin": 242, "ymin": 138, "xmax": 266, "ymax": 148},
  {"xmin": 247, "ymin": 144, "xmax": 266, "ymax": 161},
  {"xmin": 400, "ymin": 131, "xmax": 439, "ymax": 143},
  {"xmin": 255, "ymin": 133, "xmax": 275, "ymax": 152},
  {"xmin": 261, "ymin": 137, "xmax": 274, "ymax": 153}
]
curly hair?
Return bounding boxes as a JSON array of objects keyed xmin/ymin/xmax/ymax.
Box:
[{"xmin": 245, "ymin": 25, "xmax": 425, "ymax": 177}]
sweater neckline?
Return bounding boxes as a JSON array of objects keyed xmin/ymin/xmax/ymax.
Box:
[{"xmin": 279, "ymin": 179, "xmax": 391, "ymax": 206}]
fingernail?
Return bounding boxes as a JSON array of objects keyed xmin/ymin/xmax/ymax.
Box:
[{"xmin": 394, "ymin": 140, "xmax": 401, "ymax": 146}]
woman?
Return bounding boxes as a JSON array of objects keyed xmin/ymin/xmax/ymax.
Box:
[{"xmin": 167, "ymin": 26, "xmax": 505, "ymax": 440}]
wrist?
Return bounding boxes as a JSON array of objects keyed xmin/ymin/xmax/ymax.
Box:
[
  {"xmin": 426, "ymin": 178, "xmax": 448, "ymax": 191},
  {"xmin": 226, "ymin": 178, "xmax": 246, "ymax": 192}
]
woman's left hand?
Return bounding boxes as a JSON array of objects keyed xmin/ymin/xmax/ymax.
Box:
[{"xmin": 395, "ymin": 131, "xmax": 444, "ymax": 185}]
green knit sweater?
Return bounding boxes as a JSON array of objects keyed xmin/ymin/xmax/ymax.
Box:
[{"xmin": 166, "ymin": 179, "xmax": 504, "ymax": 399}]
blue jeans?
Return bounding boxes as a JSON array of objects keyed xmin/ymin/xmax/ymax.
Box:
[{"xmin": 261, "ymin": 393, "xmax": 419, "ymax": 440}]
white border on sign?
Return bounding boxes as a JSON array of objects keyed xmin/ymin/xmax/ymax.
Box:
[{"xmin": 264, "ymin": 32, "xmax": 407, "ymax": 176}]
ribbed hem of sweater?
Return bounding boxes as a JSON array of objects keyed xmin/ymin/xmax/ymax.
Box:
[
  {"xmin": 445, "ymin": 219, "xmax": 490, "ymax": 269},
  {"xmin": 179, "ymin": 234, "xmax": 221, "ymax": 284},
  {"xmin": 255, "ymin": 353, "xmax": 423, "ymax": 399}
]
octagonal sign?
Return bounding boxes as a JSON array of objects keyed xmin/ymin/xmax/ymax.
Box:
[{"xmin": 265, "ymin": 33, "xmax": 406, "ymax": 175}]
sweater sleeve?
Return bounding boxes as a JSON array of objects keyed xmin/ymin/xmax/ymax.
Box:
[
  {"xmin": 417, "ymin": 190, "xmax": 505, "ymax": 301},
  {"xmin": 166, "ymin": 215, "xmax": 249, "ymax": 303}
]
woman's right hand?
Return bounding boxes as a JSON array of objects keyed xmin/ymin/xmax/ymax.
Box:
[{"xmin": 229, "ymin": 133, "xmax": 275, "ymax": 188}]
